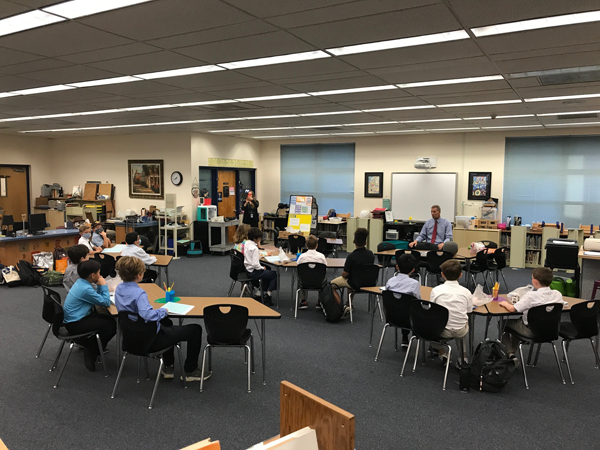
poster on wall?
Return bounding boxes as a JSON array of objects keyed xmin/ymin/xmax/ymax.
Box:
[
  {"xmin": 468, "ymin": 172, "xmax": 492, "ymax": 200},
  {"xmin": 289, "ymin": 195, "xmax": 313, "ymax": 214},
  {"xmin": 128, "ymin": 160, "xmax": 164, "ymax": 199}
]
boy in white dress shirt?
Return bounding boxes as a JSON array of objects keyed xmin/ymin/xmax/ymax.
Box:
[
  {"xmin": 122, "ymin": 232, "xmax": 158, "ymax": 283},
  {"xmin": 429, "ymin": 259, "xmax": 473, "ymax": 363},
  {"xmin": 296, "ymin": 235, "xmax": 328, "ymax": 310},
  {"xmin": 244, "ymin": 227, "xmax": 277, "ymax": 306},
  {"xmin": 499, "ymin": 267, "xmax": 566, "ymax": 359}
]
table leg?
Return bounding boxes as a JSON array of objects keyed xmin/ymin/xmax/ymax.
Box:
[
  {"xmin": 369, "ymin": 293, "xmax": 377, "ymax": 347},
  {"xmin": 116, "ymin": 320, "xmax": 121, "ymax": 365},
  {"xmin": 276, "ymin": 266, "xmax": 281, "ymax": 308},
  {"xmin": 165, "ymin": 265, "xmax": 170, "ymax": 290},
  {"xmin": 469, "ymin": 314, "xmax": 475, "ymax": 357},
  {"xmin": 261, "ymin": 318, "xmax": 266, "ymax": 386}
]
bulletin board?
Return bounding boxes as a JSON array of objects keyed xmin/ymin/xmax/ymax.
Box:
[
  {"xmin": 287, "ymin": 214, "xmax": 312, "ymax": 235},
  {"xmin": 289, "ymin": 195, "xmax": 313, "ymax": 215}
]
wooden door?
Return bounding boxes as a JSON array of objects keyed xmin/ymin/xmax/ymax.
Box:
[
  {"xmin": 217, "ymin": 170, "xmax": 236, "ymax": 242},
  {"xmin": 0, "ymin": 166, "xmax": 29, "ymax": 223}
]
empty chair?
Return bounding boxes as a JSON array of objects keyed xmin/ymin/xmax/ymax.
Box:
[
  {"xmin": 316, "ymin": 237, "xmax": 335, "ymax": 257},
  {"xmin": 545, "ymin": 238, "xmax": 580, "ymax": 285},
  {"xmin": 491, "ymin": 247, "xmax": 509, "ymax": 291},
  {"xmin": 37, "ymin": 287, "xmax": 60, "ymax": 359},
  {"xmin": 94, "ymin": 252, "xmax": 116, "ymax": 278},
  {"xmin": 424, "ymin": 251, "xmax": 453, "ymax": 287},
  {"xmin": 377, "ymin": 242, "xmax": 397, "ymax": 282},
  {"xmin": 228, "ymin": 250, "xmax": 259, "ymax": 298},
  {"xmin": 375, "ymin": 291, "xmax": 417, "ymax": 361},
  {"xmin": 200, "ymin": 305, "xmax": 254, "ymax": 393},
  {"xmin": 288, "ymin": 235, "xmax": 306, "ymax": 254},
  {"xmin": 466, "ymin": 249, "xmax": 493, "ymax": 292},
  {"xmin": 559, "ymin": 300, "xmax": 600, "ymax": 384},
  {"xmin": 481, "ymin": 240, "xmax": 498, "ymax": 249},
  {"xmin": 401, "ymin": 301, "xmax": 452, "ymax": 390},
  {"xmin": 347, "ymin": 264, "xmax": 381, "ymax": 324},
  {"xmin": 111, "ymin": 312, "xmax": 186, "ymax": 409},
  {"xmin": 294, "ymin": 263, "xmax": 327, "ymax": 318}
]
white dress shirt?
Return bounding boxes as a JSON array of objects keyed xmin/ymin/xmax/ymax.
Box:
[
  {"xmin": 430, "ymin": 280, "xmax": 473, "ymax": 330},
  {"xmin": 514, "ymin": 287, "xmax": 566, "ymax": 326},
  {"xmin": 244, "ymin": 240, "xmax": 263, "ymax": 272},
  {"xmin": 297, "ymin": 249, "xmax": 327, "ymax": 267},
  {"xmin": 78, "ymin": 236, "xmax": 93, "ymax": 251},
  {"xmin": 121, "ymin": 244, "xmax": 157, "ymax": 265},
  {"xmin": 385, "ymin": 273, "xmax": 421, "ymax": 300}
]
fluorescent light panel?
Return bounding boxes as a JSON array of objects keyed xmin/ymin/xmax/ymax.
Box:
[
  {"xmin": 299, "ymin": 111, "xmax": 362, "ymax": 117},
  {"xmin": 509, "ymin": 65, "xmax": 600, "ymax": 79},
  {"xmin": 219, "ymin": 51, "xmax": 330, "ymax": 70},
  {"xmin": 397, "ymin": 75, "xmax": 503, "ymax": 88},
  {"xmin": 10, "ymin": 85, "xmax": 75, "ymax": 95},
  {"xmin": 400, "ymin": 118, "xmax": 462, "ymax": 123},
  {"xmin": 472, "ymin": 10, "xmax": 600, "ymax": 37},
  {"xmin": 136, "ymin": 65, "xmax": 224, "ymax": 80},
  {"xmin": 482, "ymin": 125, "xmax": 543, "ymax": 129},
  {"xmin": 0, "ymin": 10, "xmax": 64, "ymax": 38},
  {"xmin": 236, "ymin": 94, "xmax": 309, "ymax": 102},
  {"xmin": 307, "ymin": 85, "xmax": 396, "ymax": 96},
  {"xmin": 426, "ymin": 127, "xmax": 480, "ymax": 131},
  {"xmin": 439, "ymin": 100, "xmax": 522, "ymax": 107},
  {"xmin": 546, "ymin": 121, "xmax": 600, "ymax": 126},
  {"xmin": 362, "ymin": 105, "xmax": 436, "ymax": 112},
  {"xmin": 525, "ymin": 93, "xmax": 600, "ymax": 102},
  {"xmin": 68, "ymin": 76, "xmax": 141, "ymax": 88},
  {"xmin": 43, "ymin": 0, "xmax": 154, "ymax": 19},
  {"xmin": 537, "ymin": 110, "xmax": 600, "ymax": 117}
]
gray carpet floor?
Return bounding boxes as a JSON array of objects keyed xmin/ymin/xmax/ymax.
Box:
[{"xmin": 1, "ymin": 254, "xmax": 599, "ymax": 450}]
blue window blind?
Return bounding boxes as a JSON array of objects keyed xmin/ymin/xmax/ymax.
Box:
[
  {"xmin": 281, "ymin": 143, "xmax": 355, "ymax": 215},
  {"xmin": 503, "ymin": 136, "xmax": 600, "ymax": 228}
]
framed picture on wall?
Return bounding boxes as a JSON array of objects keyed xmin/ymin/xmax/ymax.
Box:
[
  {"xmin": 468, "ymin": 172, "xmax": 492, "ymax": 200},
  {"xmin": 128, "ymin": 160, "xmax": 164, "ymax": 199},
  {"xmin": 364, "ymin": 172, "xmax": 383, "ymax": 198}
]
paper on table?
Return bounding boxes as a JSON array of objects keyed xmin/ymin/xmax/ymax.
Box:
[
  {"xmin": 109, "ymin": 292, "xmax": 115, "ymax": 304},
  {"xmin": 299, "ymin": 224, "xmax": 310, "ymax": 232},
  {"xmin": 289, "ymin": 217, "xmax": 300, "ymax": 226},
  {"xmin": 103, "ymin": 244, "xmax": 126, "ymax": 253},
  {"xmin": 584, "ymin": 251, "xmax": 600, "ymax": 256},
  {"xmin": 161, "ymin": 302, "xmax": 194, "ymax": 315},
  {"xmin": 264, "ymin": 255, "xmax": 281, "ymax": 263}
]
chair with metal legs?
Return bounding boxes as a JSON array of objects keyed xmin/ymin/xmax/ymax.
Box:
[
  {"xmin": 294, "ymin": 263, "xmax": 327, "ymax": 318},
  {"xmin": 375, "ymin": 291, "xmax": 416, "ymax": 361},
  {"xmin": 347, "ymin": 264, "xmax": 381, "ymax": 324},
  {"xmin": 37, "ymin": 287, "xmax": 60, "ymax": 359},
  {"xmin": 111, "ymin": 312, "xmax": 186, "ymax": 409},
  {"xmin": 228, "ymin": 250, "xmax": 262, "ymax": 298}
]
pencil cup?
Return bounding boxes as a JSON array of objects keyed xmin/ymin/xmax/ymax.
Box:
[{"xmin": 166, "ymin": 290, "xmax": 175, "ymax": 302}]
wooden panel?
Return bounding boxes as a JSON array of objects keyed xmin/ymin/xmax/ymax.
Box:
[
  {"xmin": 279, "ymin": 381, "xmax": 355, "ymax": 450},
  {"xmin": 510, "ymin": 226, "xmax": 527, "ymax": 268},
  {"xmin": 0, "ymin": 166, "xmax": 28, "ymax": 220},
  {"xmin": 98, "ymin": 183, "xmax": 112, "ymax": 199},
  {"xmin": 217, "ymin": 170, "xmax": 236, "ymax": 242},
  {"xmin": 83, "ymin": 183, "xmax": 98, "ymax": 201}
]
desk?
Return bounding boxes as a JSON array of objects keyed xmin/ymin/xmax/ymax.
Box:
[
  {"xmin": 103, "ymin": 246, "xmax": 173, "ymax": 287},
  {"xmin": 579, "ymin": 248, "xmax": 600, "ymax": 300},
  {"xmin": 110, "ymin": 283, "xmax": 281, "ymax": 385},
  {"xmin": 106, "ymin": 220, "xmax": 158, "ymax": 244},
  {"xmin": 0, "ymin": 229, "xmax": 80, "ymax": 266},
  {"xmin": 209, "ymin": 219, "xmax": 239, "ymax": 254}
]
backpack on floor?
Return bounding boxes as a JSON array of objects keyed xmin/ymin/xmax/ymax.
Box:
[
  {"xmin": 319, "ymin": 283, "xmax": 343, "ymax": 323},
  {"xmin": 16, "ymin": 260, "xmax": 42, "ymax": 287},
  {"xmin": 1, "ymin": 265, "xmax": 21, "ymax": 287},
  {"xmin": 470, "ymin": 339, "xmax": 517, "ymax": 393},
  {"xmin": 40, "ymin": 270, "xmax": 64, "ymax": 287}
]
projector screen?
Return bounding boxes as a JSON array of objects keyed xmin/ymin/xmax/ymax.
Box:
[{"xmin": 390, "ymin": 172, "xmax": 457, "ymax": 222}]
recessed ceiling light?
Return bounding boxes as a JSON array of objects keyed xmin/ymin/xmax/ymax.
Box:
[
  {"xmin": 245, "ymin": 115, "xmax": 298, "ymax": 120},
  {"xmin": 175, "ymin": 100, "xmax": 238, "ymax": 107},
  {"xmin": 341, "ymin": 121, "xmax": 399, "ymax": 126},
  {"xmin": 136, "ymin": 65, "xmax": 224, "ymax": 80},
  {"xmin": 327, "ymin": 30, "xmax": 469, "ymax": 56},
  {"xmin": 0, "ymin": 93, "xmax": 21, "ymax": 99},
  {"xmin": 471, "ymin": 10, "xmax": 600, "ymax": 37},
  {"xmin": 287, "ymin": 134, "xmax": 330, "ymax": 137},
  {"xmin": 546, "ymin": 121, "xmax": 600, "ymax": 126},
  {"xmin": 294, "ymin": 124, "xmax": 343, "ymax": 129},
  {"xmin": 68, "ymin": 76, "xmax": 141, "ymax": 88},
  {"xmin": 376, "ymin": 130, "xmax": 423, "ymax": 133},
  {"xmin": 508, "ymin": 65, "xmax": 600, "ymax": 79},
  {"xmin": 43, "ymin": 0, "xmax": 154, "ymax": 19},
  {"xmin": 482, "ymin": 125, "xmax": 543, "ymax": 129},
  {"xmin": 536, "ymin": 110, "xmax": 600, "ymax": 116},
  {"xmin": 307, "ymin": 85, "xmax": 397, "ymax": 96},
  {"xmin": 236, "ymin": 94, "xmax": 309, "ymax": 102},
  {"xmin": 362, "ymin": 105, "xmax": 436, "ymax": 112},
  {"xmin": 219, "ymin": 51, "xmax": 330, "ymax": 70},
  {"xmin": 397, "ymin": 75, "xmax": 503, "ymax": 89},
  {"xmin": 123, "ymin": 105, "xmax": 178, "ymax": 112},
  {"xmin": 0, "ymin": 10, "xmax": 65, "ymax": 38},
  {"xmin": 439, "ymin": 100, "xmax": 522, "ymax": 107},
  {"xmin": 525, "ymin": 93, "xmax": 600, "ymax": 102},
  {"xmin": 400, "ymin": 118, "xmax": 462, "ymax": 123},
  {"xmin": 329, "ymin": 132, "xmax": 374, "ymax": 135},
  {"xmin": 464, "ymin": 114, "xmax": 535, "ymax": 120},
  {"xmin": 10, "ymin": 85, "xmax": 75, "ymax": 96},
  {"xmin": 426, "ymin": 127, "xmax": 480, "ymax": 131},
  {"xmin": 299, "ymin": 111, "xmax": 362, "ymax": 117}
]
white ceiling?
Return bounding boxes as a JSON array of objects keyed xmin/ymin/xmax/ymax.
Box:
[{"xmin": 0, "ymin": 0, "xmax": 600, "ymax": 138}]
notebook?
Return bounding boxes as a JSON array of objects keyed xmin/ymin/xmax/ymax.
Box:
[{"xmin": 160, "ymin": 302, "xmax": 194, "ymax": 315}]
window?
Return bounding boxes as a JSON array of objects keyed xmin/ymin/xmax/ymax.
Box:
[
  {"xmin": 503, "ymin": 136, "xmax": 600, "ymax": 228},
  {"xmin": 281, "ymin": 143, "xmax": 355, "ymax": 215}
]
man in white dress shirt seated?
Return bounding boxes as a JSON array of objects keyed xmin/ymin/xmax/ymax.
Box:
[
  {"xmin": 122, "ymin": 232, "xmax": 158, "ymax": 283},
  {"xmin": 409, "ymin": 204, "xmax": 453, "ymax": 251}
]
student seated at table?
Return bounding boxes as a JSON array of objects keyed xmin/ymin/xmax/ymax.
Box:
[
  {"xmin": 63, "ymin": 260, "xmax": 116, "ymax": 371},
  {"xmin": 429, "ymin": 259, "xmax": 472, "ymax": 365},
  {"xmin": 499, "ymin": 267, "xmax": 567, "ymax": 359},
  {"xmin": 78, "ymin": 224, "xmax": 102, "ymax": 254},
  {"xmin": 122, "ymin": 232, "xmax": 158, "ymax": 283},
  {"xmin": 63, "ymin": 244, "xmax": 91, "ymax": 292},
  {"xmin": 91, "ymin": 221, "xmax": 111, "ymax": 249},
  {"xmin": 234, "ymin": 223, "xmax": 251, "ymax": 254},
  {"xmin": 385, "ymin": 253, "xmax": 421, "ymax": 348},
  {"xmin": 297, "ymin": 234, "xmax": 328, "ymax": 310},
  {"xmin": 114, "ymin": 256, "xmax": 209, "ymax": 381},
  {"xmin": 244, "ymin": 227, "xmax": 277, "ymax": 306},
  {"xmin": 331, "ymin": 228, "xmax": 374, "ymax": 316}
]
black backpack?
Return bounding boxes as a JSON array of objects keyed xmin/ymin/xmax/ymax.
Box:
[
  {"xmin": 470, "ymin": 339, "xmax": 517, "ymax": 393},
  {"xmin": 16, "ymin": 260, "xmax": 42, "ymax": 287},
  {"xmin": 319, "ymin": 283, "xmax": 343, "ymax": 323}
]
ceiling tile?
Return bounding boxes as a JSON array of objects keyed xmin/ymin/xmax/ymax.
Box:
[
  {"xmin": 152, "ymin": 71, "xmax": 262, "ymax": 90},
  {"xmin": 0, "ymin": 74, "xmax": 51, "ymax": 90},
  {"xmin": 85, "ymin": 81, "xmax": 183, "ymax": 96},
  {"xmin": 0, "ymin": 47, "xmax": 43, "ymax": 68},
  {"xmin": 58, "ymin": 43, "xmax": 162, "ymax": 65},
  {"xmin": 0, "ymin": 1, "xmax": 30, "ymax": 20},
  {"xmin": 19, "ymin": 65, "xmax": 123, "ymax": 84},
  {"xmin": 221, "ymin": 0, "xmax": 357, "ymax": 18},
  {"xmin": 236, "ymin": 58, "xmax": 356, "ymax": 81},
  {"xmin": 88, "ymin": 51, "xmax": 207, "ymax": 75},
  {"xmin": 0, "ymin": 57, "xmax": 72, "ymax": 76}
]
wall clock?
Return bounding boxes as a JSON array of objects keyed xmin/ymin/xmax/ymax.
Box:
[{"xmin": 171, "ymin": 171, "xmax": 183, "ymax": 186}]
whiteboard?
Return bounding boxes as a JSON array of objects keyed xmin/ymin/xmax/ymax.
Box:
[{"xmin": 391, "ymin": 173, "xmax": 457, "ymax": 222}]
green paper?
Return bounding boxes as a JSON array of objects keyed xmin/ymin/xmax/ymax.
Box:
[{"xmin": 155, "ymin": 297, "xmax": 181, "ymax": 304}]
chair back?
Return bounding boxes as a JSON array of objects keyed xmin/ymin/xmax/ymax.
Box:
[
  {"xmin": 203, "ymin": 304, "xmax": 249, "ymax": 345},
  {"xmin": 481, "ymin": 240, "xmax": 498, "ymax": 249},
  {"xmin": 409, "ymin": 301, "xmax": 449, "ymax": 341},
  {"xmin": 527, "ymin": 303, "xmax": 564, "ymax": 342},
  {"xmin": 51, "ymin": 301, "xmax": 66, "ymax": 338},
  {"xmin": 545, "ymin": 239, "xmax": 579, "ymax": 270},
  {"xmin": 297, "ymin": 263, "xmax": 327, "ymax": 289},
  {"xmin": 288, "ymin": 235, "xmax": 306, "ymax": 254},
  {"xmin": 118, "ymin": 311, "xmax": 159, "ymax": 356},
  {"xmin": 382, "ymin": 290, "xmax": 416, "ymax": 330},
  {"xmin": 409, "ymin": 250, "xmax": 422, "ymax": 265},
  {"xmin": 376, "ymin": 242, "xmax": 396, "ymax": 267},
  {"xmin": 426, "ymin": 251, "xmax": 453, "ymax": 274},
  {"xmin": 42, "ymin": 286, "xmax": 60, "ymax": 324},
  {"xmin": 348, "ymin": 264, "xmax": 381, "ymax": 291},
  {"xmin": 94, "ymin": 252, "xmax": 116, "ymax": 278},
  {"xmin": 230, "ymin": 250, "xmax": 246, "ymax": 281},
  {"xmin": 474, "ymin": 248, "xmax": 490, "ymax": 271},
  {"xmin": 317, "ymin": 237, "xmax": 328, "ymax": 255},
  {"xmin": 493, "ymin": 247, "xmax": 508, "ymax": 270},
  {"xmin": 569, "ymin": 300, "xmax": 600, "ymax": 339}
]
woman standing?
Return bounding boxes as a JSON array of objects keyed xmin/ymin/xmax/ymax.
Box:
[{"xmin": 242, "ymin": 190, "xmax": 260, "ymax": 228}]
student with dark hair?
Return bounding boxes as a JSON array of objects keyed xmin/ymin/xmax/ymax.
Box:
[
  {"xmin": 122, "ymin": 231, "xmax": 157, "ymax": 282},
  {"xmin": 296, "ymin": 234, "xmax": 328, "ymax": 310},
  {"xmin": 63, "ymin": 259, "xmax": 116, "ymax": 372},
  {"xmin": 330, "ymin": 228, "xmax": 374, "ymax": 316},
  {"xmin": 385, "ymin": 253, "xmax": 421, "ymax": 348},
  {"xmin": 63, "ymin": 244, "xmax": 91, "ymax": 292},
  {"xmin": 244, "ymin": 227, "xmax": 277, "ymax": 306}
]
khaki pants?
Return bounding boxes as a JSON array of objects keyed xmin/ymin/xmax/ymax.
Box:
[
  {"xmin": 431, "ymin": 323, "xmax": 469, "ymax": 359},
  {"xmin": 501, "ymin": 318, "xmax": 534, "ymax": 354},
  {"xmin": 330, "ymin": 276, "xmax": 351, "ymax": 290}
]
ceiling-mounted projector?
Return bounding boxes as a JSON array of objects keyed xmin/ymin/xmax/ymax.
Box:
[{"xmin": 415, "ymin": 157, "xmax": 437, "ymax": 169}]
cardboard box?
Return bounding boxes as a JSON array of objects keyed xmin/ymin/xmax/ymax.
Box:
[
  {"xmin": 97, "ymin": 183, "xmax": 112, "ymax": 199},
  {"xmin": 35, "ymin": 197, "xmax": 49, "ymax": 206},
  {"xmin": 83, "ymin": 183, "xmax": 98, "ymax": 201}
]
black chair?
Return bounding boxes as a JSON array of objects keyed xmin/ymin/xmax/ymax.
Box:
[
  {"xmin": 401, "ymin": 301, "xmax": 452, "ymax": 390},
  {"xmin": 348, "ymin": 264, "xmax": 381, "ymax": 324},
  {"xmin": 491, "ymin": 247, "xmax": 509, "ymax": 291},
  {"xmin": 375, "ymin": 291, "xmax": 417, "ymax": 361},
  {"xmin": 111, "ymin": 312, "xmax": 186, "ymax": 409},
  {"xmin": 200, "ymin": 305, "xmax": 254, "ymax": 393},
  {"xmin": 228, "ymin": 250, "xmax": 258, "ymax": 298},
  {"xmin": 316, "ymin": 237, "xmax": 334, "ymax": 257},
  {"xmin": 94, "ymin": 252, "xmax": 117, "ymax": 278},
  {"xmin": 377, "ymin": 242, "xmax": 397, "ymax": 282},
  {"xmin": 508, "ymin": 303, "xmax": 566, "ymax": 389},
  {"xmin": 294, "ymin": 263, "xmax": 327, "ymax": 318},
  {"xmin": 466, "ymin": 249, "xmax": 493, "ymax": 292},
  {"xmin": 288, "ymin": 235, "xmax": 306, "ymax": 254},
  {"xmin": 559, "ymin": 300, "xmax": 600, "ymax": 384},
  {"xmin": 37, "ymin": 287, "xmax": 59, "ymax": 359},
  {"xmin": 481, "ymin": 240, "xmax": 498, "ymax": 249},
  {"xmin": 545, "ymin": 238, "xmax": 580, "ymax": 285},
  {"xmin": 50, "ymin": 301, "xmax": 108, "ymax": 388},
  {"xmin": 424, "ymin": 251, "xmax": 453, "ymax": 287}
]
